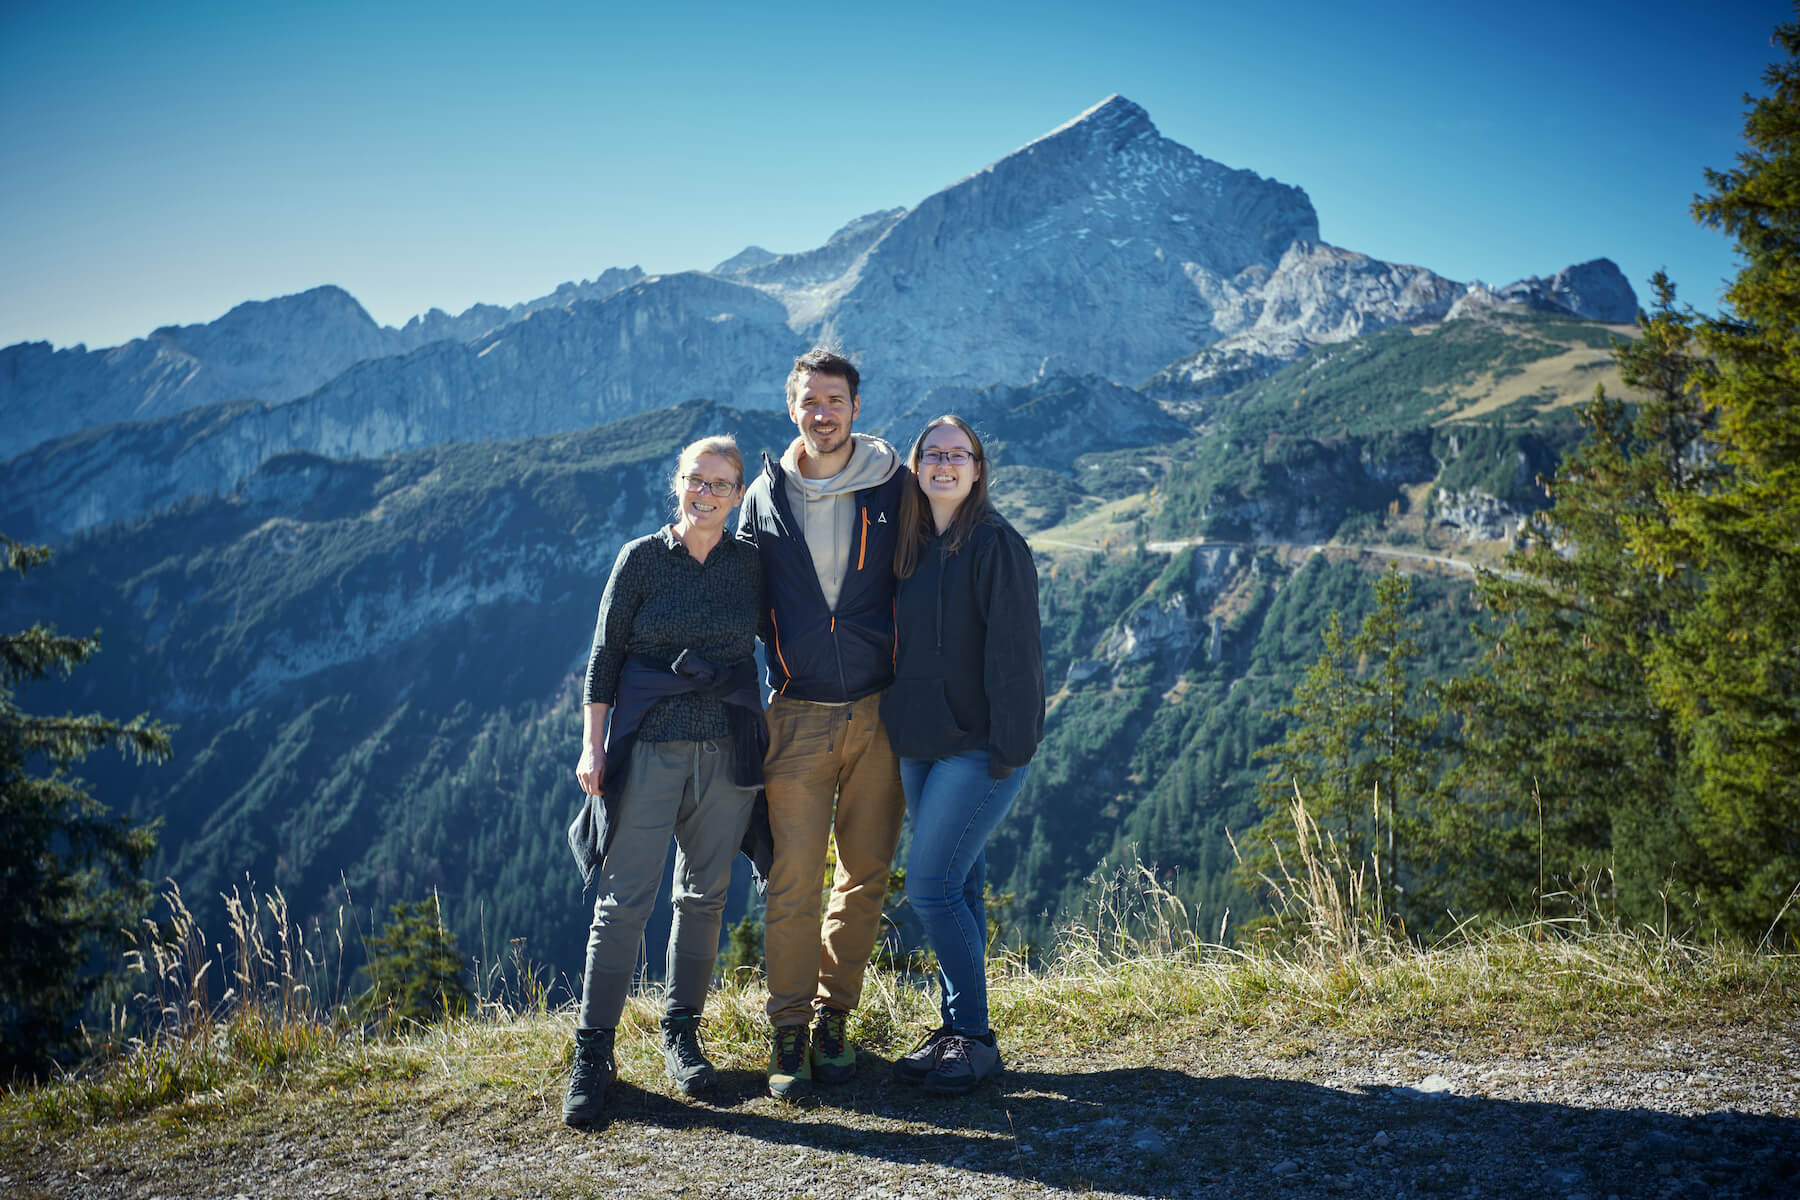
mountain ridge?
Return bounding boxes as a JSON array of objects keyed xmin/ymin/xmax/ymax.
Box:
[{"xmin": 5, "ymin": 95, "xmax": 1634, "ymax": 541}]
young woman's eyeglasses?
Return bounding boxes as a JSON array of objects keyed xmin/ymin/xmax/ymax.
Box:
[
  {"xmin": 682, "ymin": 476, "xmax": 740, "ymax": 498},
  {"xmin": 919, "ymin": 450, "xmax": 976, "ymax": 466}
]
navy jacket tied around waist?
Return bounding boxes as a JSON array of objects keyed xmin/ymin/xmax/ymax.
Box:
[{"xmin": 567, "ymin": 650, "xmax": 773, "ymax": 892}]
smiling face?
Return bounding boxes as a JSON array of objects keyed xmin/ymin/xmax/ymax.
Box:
[
  {"xmin": 788, "ymin": 370, "xmax": 860, "ymax": 463},
  {"xmin": 674, "ymin": 450, "xmax": 743, "ymax": 533},
  {"xmin": 915, "ymin": 422, "xmax": 980, "ymax": 517}
]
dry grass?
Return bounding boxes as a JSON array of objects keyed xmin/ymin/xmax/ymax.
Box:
[
  {"xmin": 1426, "ymin": 323, "xmax": 1638, "ymax": 424},
  {"xmin": 1029, "ymin": 493, "xmax": 1152, "ymax": 558}
]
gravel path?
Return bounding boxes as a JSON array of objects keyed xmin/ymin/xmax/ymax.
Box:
[{"xmin": 8, "ymin": 1020, "xmax": 1796, "ymax": 1199}]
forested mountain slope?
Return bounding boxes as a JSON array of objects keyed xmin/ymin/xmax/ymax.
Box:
[{"xmin": 1, "ymin": 311, "xmax": 1636, "ymax": 980}]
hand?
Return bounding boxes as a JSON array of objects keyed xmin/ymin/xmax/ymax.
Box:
[{"xmin": 576, "ymin": 744, "xmax": 605, "ymax": 796}]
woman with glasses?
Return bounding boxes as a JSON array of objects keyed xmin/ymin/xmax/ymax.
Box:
[
  {"xmin": 562, "ymin": 435, "xmax": 765, "ymax": 1126},
  {"xmin": 882, "ymin": 414, "xmax": 1045, "ymax": 1095}
]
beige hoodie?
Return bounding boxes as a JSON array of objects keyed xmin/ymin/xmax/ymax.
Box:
[{"xmin": 780, "ymin": 432, "xmax": 902, "ymax": 611}]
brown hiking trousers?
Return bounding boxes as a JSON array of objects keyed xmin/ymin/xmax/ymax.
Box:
[{"xmin": 761, "ymin": 691, "xmax": 905, "ymax": 1027}]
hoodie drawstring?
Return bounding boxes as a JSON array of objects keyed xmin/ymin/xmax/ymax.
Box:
[{"xmin": 935, "ymin": 540, "xmax": 946, "ymax": 654}]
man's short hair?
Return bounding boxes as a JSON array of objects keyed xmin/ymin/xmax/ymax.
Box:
[{"xmin": 786, "ymin": 348, "xmax": 860, "ymax": 405}]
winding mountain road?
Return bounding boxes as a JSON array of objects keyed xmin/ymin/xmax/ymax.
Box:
[{"xmin": 1029, "ymin": 533, "xmax": 1492, "ymax": 577}]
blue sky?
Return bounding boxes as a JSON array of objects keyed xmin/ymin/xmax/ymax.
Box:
[{"xmin": 1, "ymin": 0, "xmax": 1791, "ymax": 350}]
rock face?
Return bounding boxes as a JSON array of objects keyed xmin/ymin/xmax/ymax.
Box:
[
  {"xmin": 393, "ymin": 266, "xmax": 645, "ymax": 345},
  {"xmin": 0, "ymin": 287, "xmax": 386, "ymax": 460},
  {"xmin": 1145, "ymin": 243, "xmax": 1464, "ymax": 400},
  {"xmin": 1251, "ymin": 243, "xmax": 1465, "ymax": 342},
  {"xmin": 711, "ymin": 245, "xmax": 780, "ymax": 275},
  {"xmin": 1097, "ymin": 593, "xmax": 1195, "ymax": 666},
  {"xmin": 1432, "ymin": 487, "xmax": 1527, "ymax": 542},
  {"xmin": 1445, "ymin": 258, "xmax": 1637, "ymax": 323},
  {"xmin": 2, "ymin": 275, "xmax": 800, "ymax": 538},
  {"xmin": 823, "ymin": 96, "xmax": 1319, "ymax": 397},
  {"xmin": 736, "ymin": 209, "xmax": 908, "ymax": 327},
  {"xmin": 1195, "ymin": 432, "xmax": 1440, "ymax": 544},
  {"xmin": 0, "ymin": 270, "xmax": 650, "ymax": 463},
  {"xmin": 1497, "ymin": 258, "xmax": 1638, "ymax": 322},
  {"xmin": 1069, "ymin": 543, "xmax": 1249, "ymax": 689}
]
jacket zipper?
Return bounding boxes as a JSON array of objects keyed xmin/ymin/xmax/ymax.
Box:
[{"xmin": 769, "ymin": 608, "xmax": 791, "ymax": 694}]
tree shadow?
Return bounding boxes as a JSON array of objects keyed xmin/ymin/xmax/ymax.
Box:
[{"xmin": 581, "ymin": 1059, "xmax": 1800, "ymax": 1198}]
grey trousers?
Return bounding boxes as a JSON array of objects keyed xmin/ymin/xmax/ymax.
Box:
[{"xmin": 576, "ymin": 736, "xmax": 757, "ymax": 1030}]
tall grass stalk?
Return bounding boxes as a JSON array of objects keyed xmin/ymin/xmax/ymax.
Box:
[{"xmin": 48, "ymin": 879, "xmax": 371, "ymax": 1124}]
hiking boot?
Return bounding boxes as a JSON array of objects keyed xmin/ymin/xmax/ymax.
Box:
[
  {"xmin": 562, "ymin": 1027, "xmax": 616, "ymax": 1126},
  {"xmin": 809, "ymin": 1005, "xmax": 856, "ymax": 1085},
  {"xmin": 922, "ymin": 1031, "xmax": 1001, "ymax": 1096},
  {"xmin": 661, "ymin": 1012, "xmax": 716, "ymax": 1095},
  {"xmin": 892, "ymin": 1025, "xmax": 954, "ymax": 1085},
  {"xmin": 766, "ymin": 1023, "xmax": 812, "ymax": 1100}
]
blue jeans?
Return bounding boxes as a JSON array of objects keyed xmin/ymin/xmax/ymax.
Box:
[{"xmin": 899, "ymin": 749, "xmax": 1031, "ymax": 1036}]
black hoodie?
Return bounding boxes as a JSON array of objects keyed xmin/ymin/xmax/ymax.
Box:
[{"xmin": 880, "ymin": 512, "xmax": 1045, "ymax": 776}]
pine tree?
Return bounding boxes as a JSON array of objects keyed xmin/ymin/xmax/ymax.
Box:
[
  {"xmin": 358, "ymin": 894, "xmax": 473, "ymax": 1024},
  {"xmin": 721, "ymin": 912, "xmax": 764, "ymax": 978},
  {"xmin": 1631, "ymin": 13, "xmax": 1800, "ymax": 944},
  {"xmin": 1353, "ymin": 570, "xmax": 1440, "ymax": 931},
  {"xmin": 1249, "ymin": 608, "xmax": 1364, "ymax": 913},
  {"xmin": 1244, "ymin": 571, "xmax": 1438, "ymax": 933},
  {"xmin": 1439, "ymin": 281, "xmax": 1708, "ymax": 923},
  {"xmin": 1, "ymin": 534, "xmax": 169, "ymax": 1077}
]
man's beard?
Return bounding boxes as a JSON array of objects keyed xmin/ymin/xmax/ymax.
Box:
[{"xmin": 805, "ymin": 425, "xmax": 849, "ymax": 455}]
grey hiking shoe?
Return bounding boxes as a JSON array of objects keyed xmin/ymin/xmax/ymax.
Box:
[
  {"xmin": 922, "ymin": 1031, "xmax": 1001, "ymax": 1095},
  {"xmin": 892, "ymin": 1025, "xmax": 953, "ymax": 1085},
  {"xmin": 562, "ymin": 1027, "xmax": 616, "ymax": 1126},
  {"xmin": 661, "ymin": 1012, "xmax": 716, "ymax": 1094}
]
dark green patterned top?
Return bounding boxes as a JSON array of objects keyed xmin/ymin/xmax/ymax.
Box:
[{"xmin": 583, "ymin": 525, "xmax": 763, "ymax": 742}]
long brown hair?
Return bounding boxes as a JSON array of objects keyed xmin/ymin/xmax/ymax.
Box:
[{"xmin": 894, "ymin": 414, "xmax": 993, "ymax": 580}]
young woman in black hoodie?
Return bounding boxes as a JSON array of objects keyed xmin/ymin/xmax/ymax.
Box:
[{"xmin": 880, "ymin": 414, "xmax": 1045, "ymax": 1095}]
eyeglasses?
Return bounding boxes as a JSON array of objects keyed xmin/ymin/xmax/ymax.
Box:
[
  {"xmin": 682, "ymin": 475, "xmax": 740, "ymax": 498},
  {"xmin": 919, "ymin": 450, "xmax": 977, "ymax": 466}
]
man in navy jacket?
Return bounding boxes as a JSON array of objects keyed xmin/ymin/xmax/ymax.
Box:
[{"xmin": 736, "ymin": 348, "xmax": 909, "ymax": 1099}]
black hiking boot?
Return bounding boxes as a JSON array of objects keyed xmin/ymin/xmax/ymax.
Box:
[
  {"xmin": 661, "ymin": 1011, "xmax": 717, "ymax": 1095},
  {"xmin": 562, "ymin": 1026, "xmax": 616, "ymax": 1127}
]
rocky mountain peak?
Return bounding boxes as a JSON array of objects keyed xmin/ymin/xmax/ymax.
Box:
[
  {"xmin": 151, "ymin": 284, "xmax": 376, "ymax": 343},
  {"xmin": 712, "ymin": 245, "xmax": 779, "ymax": 275},
  {"xmin": 805, "ymin": 96, "xmax": 1321, "ymax": 396},
  {"xmin": 1532, "ymin": 258, "xmax": 1637, "ymax": 323},
  {"xmin": 1446, "ymin": 258, "xmax": 1638, "ymax": 324},
  {"xmin": 1023, "ymin": 93, "xmax": 1158, "ymax": 155}
]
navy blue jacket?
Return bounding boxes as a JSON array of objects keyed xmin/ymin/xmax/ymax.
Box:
[
  {"xmin": 737, "ymin": 451, "xmax": 909, "ymax": 702},
  {"xmin": 880, "ymin": 513, "xmax": 1045, "ymax": 776}
]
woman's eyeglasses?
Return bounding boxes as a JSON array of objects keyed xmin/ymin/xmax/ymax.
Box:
[
  {"xmin": 919, "ymin": 450, "xmax": 976, "ymax": 466},
  {"xmin": 682, "ymin": 476, "xmax": 740, "ymax": 498}
]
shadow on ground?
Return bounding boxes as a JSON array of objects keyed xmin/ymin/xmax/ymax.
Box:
[{"xmin": 583, "ymin": 1059, "xmax": 1799, "ymax": 1198}]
